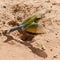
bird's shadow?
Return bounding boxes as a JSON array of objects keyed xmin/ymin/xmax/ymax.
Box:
[{"xmin": 2, "ymin": 30, "xmax": 47, "ymax": 58}]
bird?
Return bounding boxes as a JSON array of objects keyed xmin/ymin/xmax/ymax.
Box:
[{"xmin": 7, "ymin": 9, "xmax": 48, "ymax": 41}]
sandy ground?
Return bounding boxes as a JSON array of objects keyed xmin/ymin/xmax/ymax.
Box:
[{"xmin": 0, "ymin": 0, "xmax": 60, "ymax": 60}]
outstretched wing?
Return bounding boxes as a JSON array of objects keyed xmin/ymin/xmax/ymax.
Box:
[{"xmin": 25, "ymin": 22, "xmax": 46, "ymax": 35}]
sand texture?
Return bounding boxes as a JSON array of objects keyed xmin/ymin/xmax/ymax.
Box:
[{"xmin": 0, "ymin": 0, "xmax": 60, "ymax": 60}]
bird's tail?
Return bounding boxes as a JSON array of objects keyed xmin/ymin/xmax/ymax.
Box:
[{"xmin": 7, "ymin": 25, "xmax": 23, "ymax": 34}]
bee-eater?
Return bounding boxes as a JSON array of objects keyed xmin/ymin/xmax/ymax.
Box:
[{"xmin": 7, "ymin": 9, "xmax": 48, "ymax": 34}]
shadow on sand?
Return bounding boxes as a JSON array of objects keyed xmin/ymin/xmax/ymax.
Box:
[{"xmin": 2, "ymin": 30, "xmax": 48, "ymax": 58}]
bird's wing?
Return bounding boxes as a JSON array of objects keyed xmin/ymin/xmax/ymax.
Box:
[{"xmin": 25, "ymin": 22, "xmax": 46, "ymax": 34}]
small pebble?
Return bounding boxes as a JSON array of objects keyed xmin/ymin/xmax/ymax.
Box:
[
  {"xmin": 53, "ymin": 55, "xmax": 57, "ymax": 58},
  {"xmin": 3, "ymin": 6, "xmax": 6, "ymax": 8},
  {"xmin": 50, "ymin": 49, "xmax": 52, "ymax": 51},
  {"xmin": 17, "ymin": 16, "xmax": 22, "ymax": 22},
  {"xmin": 52, "ymin": 3, "xmax": 56, "ymax": 5}
]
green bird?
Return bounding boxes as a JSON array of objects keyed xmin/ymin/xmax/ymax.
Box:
[
  {"xmin": 7, "ymin": 9, "xmax": 47, "ymax": 34},
  {"xmin": 7, "ymin": 9, "xmax": 48, "ymax": 41}
]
